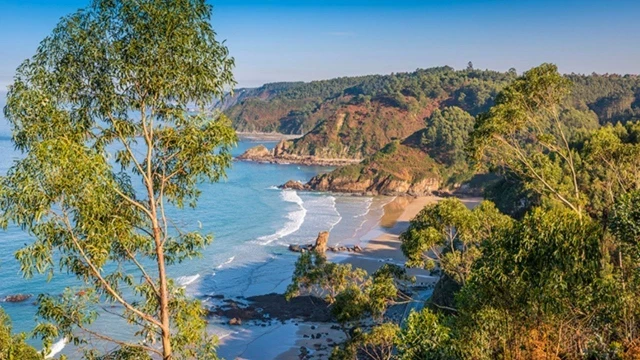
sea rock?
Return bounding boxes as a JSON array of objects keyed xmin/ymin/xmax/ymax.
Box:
[
  {"xmin": 273, "ymin": 140, "xmax": 290, "ymax": 157},
  {"xmin": 238, "ymin": 143, "xmax": 361, "ymax": 167},
  {"xmin": 237, "ymin": 144, "xmax": 273, "ymax": 161},
  {"xmin": 2, "ymin": 294, "xmax": 33, "ymax": 303},
  {"xmin": 313, "ymin": 231, "xmax": 329, "ymax": 254},
  {"xmin": 228, "ymin": 317, "xmax": 242, "ymax": 326},
  {"xmin": 280, "ymin": 180, "xmax": 307, "ymax": 191},
  {"xmin": 289, "ymin": 244, "xmax": 302, "ymax": 252}
]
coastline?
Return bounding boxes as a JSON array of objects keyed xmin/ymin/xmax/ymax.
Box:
[
  {"xmin": 236, "ymin": 131, "xmax": 302, "ymax": 141},
  {"xmin": 214, "ymin": 193, "xmax": 483, "ymax": 360},
  {"xmin": 274, "ymin": 195, "xmax": 482, "ymax": 359}
]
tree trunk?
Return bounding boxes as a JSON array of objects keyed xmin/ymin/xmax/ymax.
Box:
[{"xmin": 154, "ymin": 225, "xmax": 172, "ymax": 359}]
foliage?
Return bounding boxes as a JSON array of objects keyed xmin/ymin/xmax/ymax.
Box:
[
  {"xmin": 468, "ymin": 63, "xmax": 588, "ymax": 217},
  {"xmin": 0, "ymin": 308, "xmax": 41, "ymax": 360},
  {"xmin": 396, "ymin": 308, "xmax": 452, "ymax": 360},
  {"xmin": 357, "ymin": 323, "xmax": 400, "ymax": 360},
  {"xmin": 401, "ymin": 198, "xmax": 511, "ymax": 285},
  {"xmin": 285, "ymin": 249, "xmax": 367, "ymax": 303},
  {"xmin": 421, "ymin": 106, "xmax": 475, "ymax": 166},
  {"xmin": 287, "ymin": 249, "xmax": 413, "ymax": 359},
  {"xmin": 1, "ymin": 0, "xmax": 235, "ymax": 358}
]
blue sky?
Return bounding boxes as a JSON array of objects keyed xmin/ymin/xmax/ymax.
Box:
[{"xmin": 0, "ymin": 0, "xmax": 639, "ymax": 90}]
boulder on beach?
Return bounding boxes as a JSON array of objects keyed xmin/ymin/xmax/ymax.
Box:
[
  {"xmin": 313, "ymin": 231, "xmax": 329, "ymax": 254},
  {"xmin": 289, "ymin": 244, "xmax": 302, "ymax": 252},
  {"xmin": 229, "ymin": 317, "xmax": 242, "ymax": 325}
]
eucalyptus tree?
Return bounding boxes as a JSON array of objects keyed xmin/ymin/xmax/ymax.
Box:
[
  {"xmin": 468, "ymin": 64, "xmax": 586, "ymax": 218},
  {"xmin": 400, "ymin": 198, "xmax": 511, "ymax": 287},
  {"xmin": 1, "ymin": 0, "xmax": 236, "ymax": 358},
  {"xmin": 0, "ymin": 309, "xmax": 41, "ymax": 360}
]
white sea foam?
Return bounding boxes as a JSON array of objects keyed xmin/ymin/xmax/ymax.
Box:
[
  {"xmin": 351, "ymin": 197, "xmax": 375, "ymax": 237},
  {"xmin": 176, "ymin": 273, "xmax": 201, "ymax": 287},
  {"xmin": 327, "ymin": 196, "xmax": 342, "ymax": 232},
  {"xmin": 257, "ymin": 190, "xmax": 307, "ymax": 245},
  {"xmin": 267, "ymin": 185, "xmax": 279, "ymax": 190},
  {"xmin": 216, "ymin": 256, "xmax": 236, "ymax": 269},
  {"xmin": 44, "ymin": 337, "xmax": 68, "ymax": 359}
]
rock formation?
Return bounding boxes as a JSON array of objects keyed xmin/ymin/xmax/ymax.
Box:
[
  {"xmin": 313, "ymin": 231, "xmax": 329, "ymax": 254},
  {"xmin": 287, "ymin": 231, "xmax": 363, "ymax": 254},
  {"xmin": 2, "ymin": 294, "xmax": 32, "ymax": 303},
  {"xmin": 237, "ymin": 142, "xmax": 361, "ymax": 167}
]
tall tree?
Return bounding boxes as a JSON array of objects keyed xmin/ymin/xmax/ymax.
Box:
[
  {"xmin": 401, "ymin": 198, "xmax": 511, "ymax": 287},
  {"xmin": 1, "ymin": 0, "xmax": 236, "ymax": 358},
  {"xmin": 468, "ymin": 64, "xmax": 585, "ymax": 218}
]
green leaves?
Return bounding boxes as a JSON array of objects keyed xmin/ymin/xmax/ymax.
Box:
[
  {"xmin": 0, "ymin": 309, "xmax": 42, "ymax": 360},
  {"xmin": 401, "ymin": 198, "xmax": 511, "ymax": 285},
  {"xmin": 396, "ymin": 308, "xmax": 451, "ymax": 360},
  {"xmin": 468, "ymin": 64, "xmax": 586, "ymax": 217},
  {"xmin": 1, "ymin": 0, "xmax": 236, "ymax": 357}
]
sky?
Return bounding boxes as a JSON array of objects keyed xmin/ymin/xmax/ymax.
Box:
[{"xmin": 0, "ymin": 0, "xmax": 639, "ymax": 91}]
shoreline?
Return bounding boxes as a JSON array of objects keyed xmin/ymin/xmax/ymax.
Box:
[
  {"xmin": 236, "ymin": 155, "xmax": 362, "ymax": 167},
  {"xmin": 236, "ymin": 131, "xmax": 302, "ymax": 141},
  {"xmin": 215, "ymin": 194, "xmax": 482, "ymax": 360},
  {"xmin": 274, "ymin": 195, "xmax": 482, "ymax": 359}
]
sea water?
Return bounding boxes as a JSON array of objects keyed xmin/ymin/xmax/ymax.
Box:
[{"xmin": 0, "ymin": 105, "xmax": 387, "ymax": 357}]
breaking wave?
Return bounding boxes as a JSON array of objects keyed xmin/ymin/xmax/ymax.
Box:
[{"xmin": 256, "ymin": 190, "xmax": 307, "ymax": 245}]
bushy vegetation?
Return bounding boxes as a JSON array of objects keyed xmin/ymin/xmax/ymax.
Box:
[
  {"xmin": 0, "ymin": 309, "xmax": 41, "ymax": 360},
  {"xmin": 286, "ymin": 64, "xmax": 640, "ymax": 359}
]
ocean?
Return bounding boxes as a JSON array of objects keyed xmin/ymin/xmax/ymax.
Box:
[{"xmin": 0, "ymin": 108, "xmax": 387, "ymax": 358}]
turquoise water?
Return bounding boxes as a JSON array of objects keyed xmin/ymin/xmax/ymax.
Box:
[{"xmin": 0, "ymin": 103, "xmax": 386, "ymax": 357}]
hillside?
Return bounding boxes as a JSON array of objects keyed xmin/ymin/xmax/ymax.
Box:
[
  {"xmin": 291, "ymin": 137, "xmax": 442, "ymax": 196},
  {"xmin": 229, "ymin": 67, "xmax": 515, "ymax": 159},
  {"xmin": 235, "ymin": 67, "xmax": 640, "ymax": 196}
]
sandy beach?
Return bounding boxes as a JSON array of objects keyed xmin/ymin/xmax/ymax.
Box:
[{"xmin": 273, "ymin": 195, "xmax": 482, "ymax": 359}]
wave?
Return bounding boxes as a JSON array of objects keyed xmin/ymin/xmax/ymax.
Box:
[
  {"xmin": 176, "ymin": 273, "xmax": 201, "ymax": 287},
  {"xmin": 266, "ymin": 185, "xmax": 279, "ymax": 190},
  {"xmin": 256, "ymin": 190, "xmax": 307, "ymax": 245},
  {"xmin": 354, "ymin": 197, "xmax": 375, "ymax": 219},
  {"xmin": 44, "ymin": 337, "xmax": 68, "ymax": 359},
  {"xmin": 216, "ymin": 256, "xmax": 236, "ymax": 269},
  {"xmin": 327, "ymin": 196, "xmax": 343, "ymax": 232}
]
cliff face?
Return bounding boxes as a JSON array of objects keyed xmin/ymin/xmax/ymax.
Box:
[
  {"xmin": 237, "ymin": 141, "xmax": 361, "ymax": 167},
  {"xmin": 230, "ymin": 95, "xmax": 437, "ymax": 160},
  {"xmin": 279, "ymin": 98, "xmax": 439, "ymax": 159},
  {"xmin": 293, "ymin": 140, "xmax": 441, "ymax": 196}
]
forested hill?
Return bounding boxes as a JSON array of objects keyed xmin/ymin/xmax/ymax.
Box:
[
  {"xmin": 226, "ymin": 67, "xmax": 516, "ymax": 158},
  {"xmin": 225, "ymin": 67, "xmax": 640, "ymax": 160}
]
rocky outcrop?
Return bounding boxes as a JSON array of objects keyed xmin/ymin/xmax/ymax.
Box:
[
  {"xmin": 280, "ymin": 180, "xmax": 306, "ymax": 191},
  {"xmin": 236, "ymin": 144, "xmax": 272, "ymax": 161},
  {"xmin": 288, "ymin": 231, "xmax": 363, "ymax": 254},
  {"xmin": 305, "ymin": 172, "xmax": 440, "ymax": 196},
  {"xmin": 1, "ymin": 294, "xmax": 32, "ymax": 303},
  {"xmin": 237, "ymin": 140, "xmax": 361, "ymax": 167},
  {"xmin": 314, "ymin": 231, "xmax": 329, "ymax": 254}
]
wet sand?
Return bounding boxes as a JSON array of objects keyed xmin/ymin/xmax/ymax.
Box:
[
  {"xmin": 274, "ymin": 195, "xmax": 483, "ymax": 359},
  {"xmin": 238, "ymin": 195, "xmax": 483, "ymax": 359}
]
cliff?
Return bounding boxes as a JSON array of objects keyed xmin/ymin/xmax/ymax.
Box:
[
  {"xmin": 237, "ymin": 141, "xmax": 361, "ymax": 167},
  {"xmin": 281, "ymin": 140, "xmax": 441, "ymax": 196}
]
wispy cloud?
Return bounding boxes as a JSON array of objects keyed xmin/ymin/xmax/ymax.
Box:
[{"xmin": 324, "ymin": 31, "xmax": 356, "ymax": 37}]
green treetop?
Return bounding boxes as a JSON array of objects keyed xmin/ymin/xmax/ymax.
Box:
[{"xmin": 1, "ymin": 0, "xmax": 236, "ymax": 358}]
